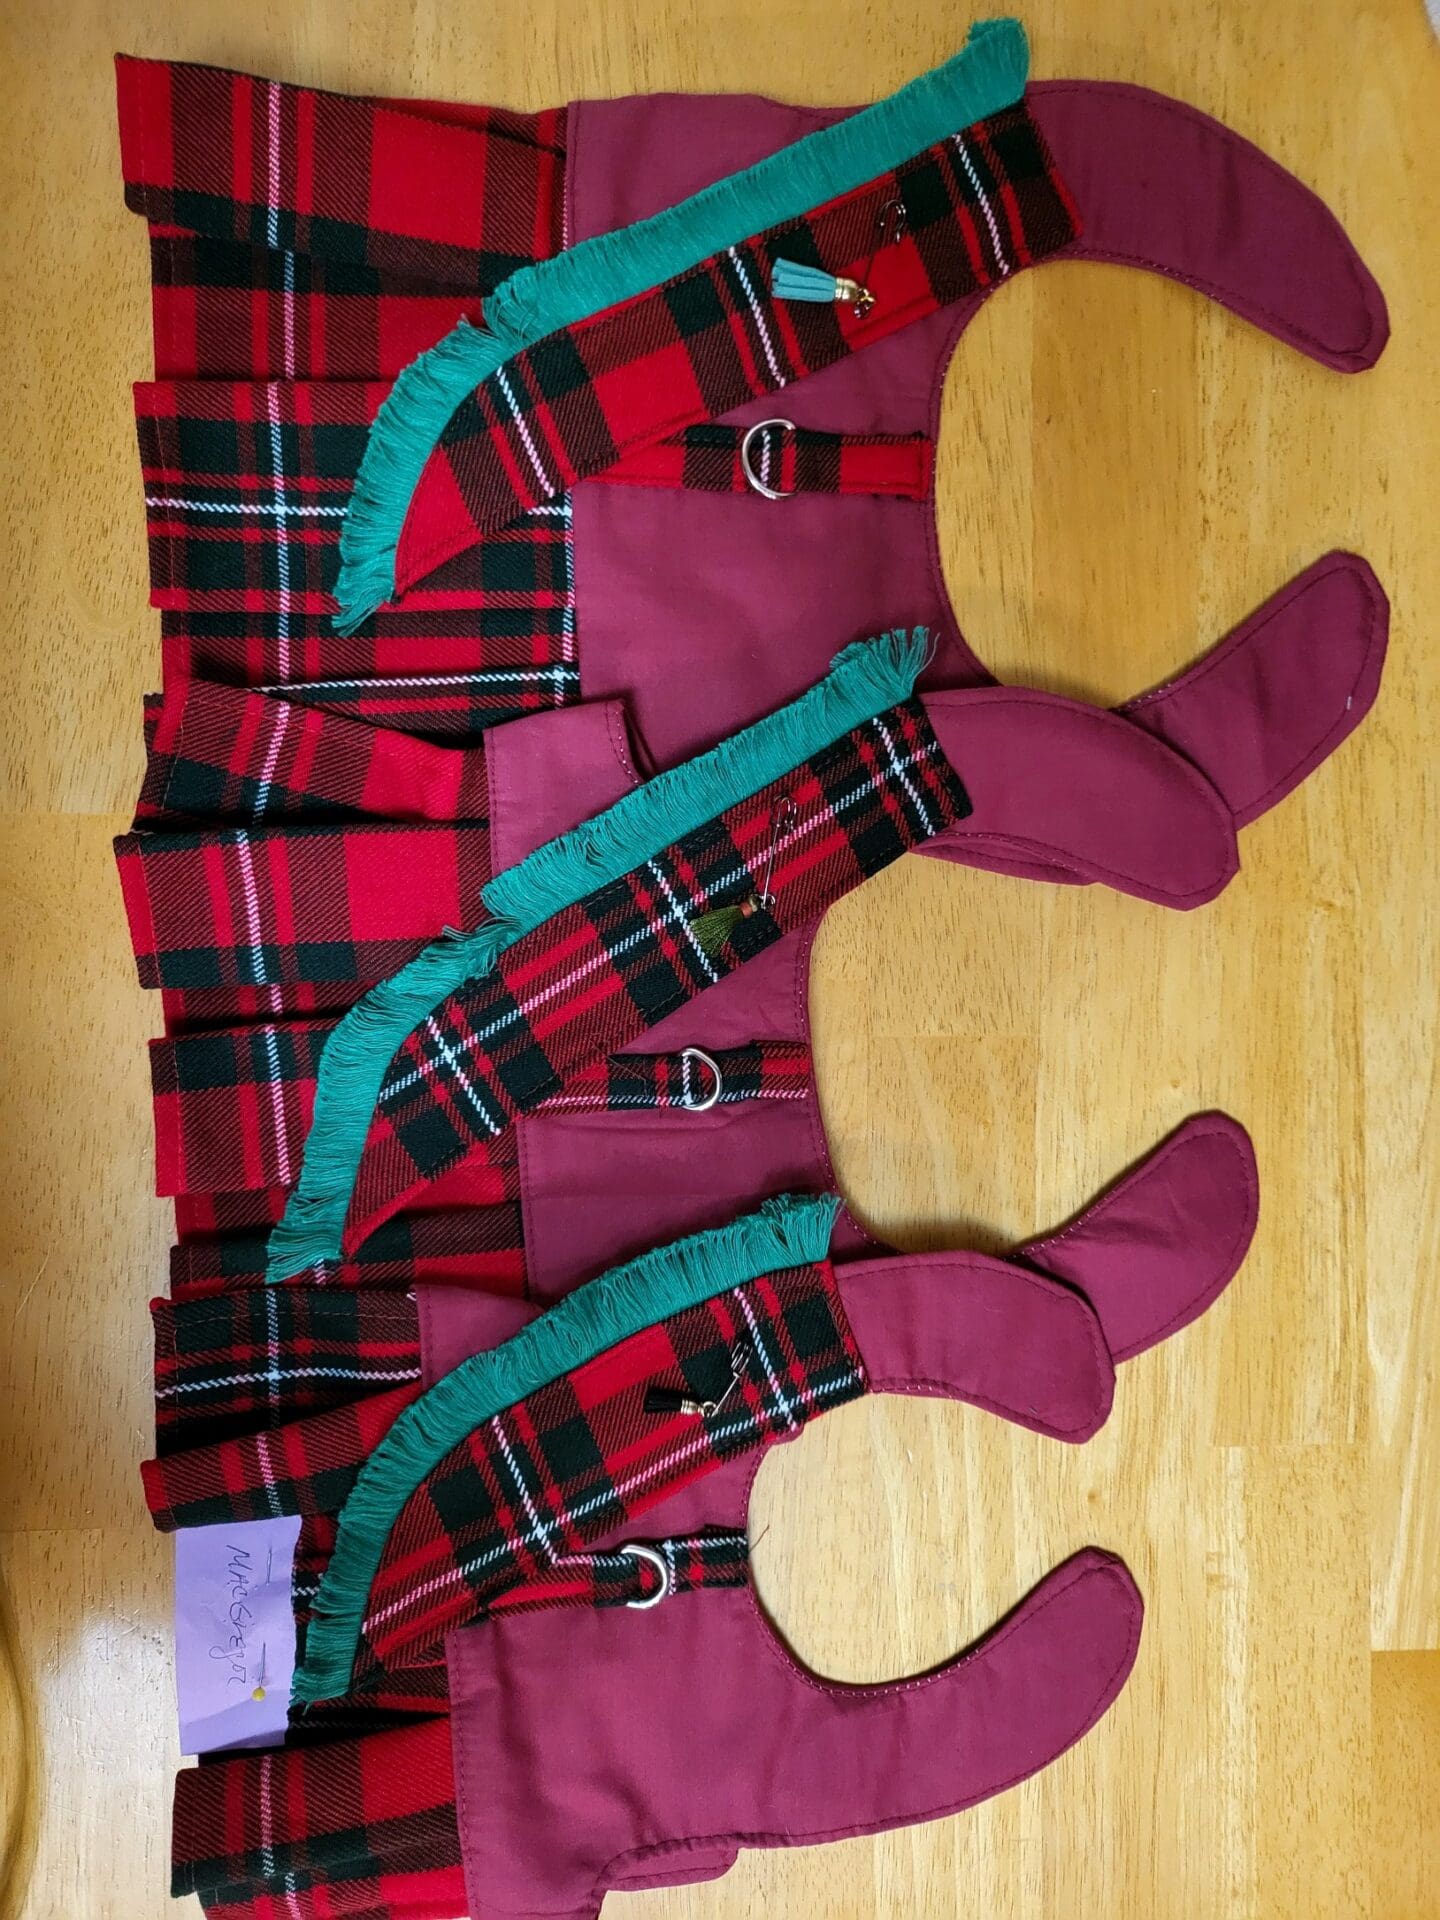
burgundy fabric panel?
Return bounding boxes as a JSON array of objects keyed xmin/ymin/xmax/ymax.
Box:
[
  {"xmin": 1021, "ymin": 1111, "xmax": 1258, "ymax": 1364},
  {"xmin": 1029, "ymin": 80, "xmax": 1388, "ymax": 373},
  {"xmin": 451, "ymin": 1548, "xmax": 1141, "ymax": 1919},
  {"xmin": 483, "ymin": 699, "xmax": 638, "ymax": 872},
  {"xmin": 1117, "ymin": 552, "xmax": 1389, "ymax": 830},
  {"xmin": 917, "ymin": 686, "xmax": 1239, "ymax": 908},
  {"xmin": 566, "ymin": 88, "xmax": 986, "ymax": 770},
  {"xmin": 836, "ymin": 1251, "xmax": 1114, "ymax": 1442}
]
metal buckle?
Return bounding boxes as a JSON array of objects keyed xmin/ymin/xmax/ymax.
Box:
[
  {"xmin": 740, "ymin": 418, "xmax": 795, "ymax": 500},
  {"xmin": 679, "ymin": 1045, "xmax": 723, "ymax": 1113},
  {"xmin": 619, "ymin": 1542, "xmax": 672, "ymax": 1610}
]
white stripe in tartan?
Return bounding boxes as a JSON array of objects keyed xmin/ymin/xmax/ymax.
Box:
[
  {"xmin": 726, "ymin": 246, "xmax": 786, "ymax": 389},
  {"xmin": 872, "ymin": 713, "xmax": 937, "ymax": 837},
  {"xmin": 952, "ymin": 133, "xmax": 1010, "ymax": 277},
  {"xmin": 143, "ymin": 497, "xmax": 347, "ymax": 516},
  {"xmin": 157, "ymin": 1365, "xmax": 421, "ymax": 1396}
]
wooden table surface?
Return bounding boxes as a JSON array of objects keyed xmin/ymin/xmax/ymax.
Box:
[{"xmin": 1, "ymin": 2, "xmax": 1437, "ymax": 1915}]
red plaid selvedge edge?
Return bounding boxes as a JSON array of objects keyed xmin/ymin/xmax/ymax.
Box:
[
  {"xmin": 396, "ymin": 101, "xmax": 1079, "ymax": 588},
  {"xmin": 151, "ymin": 1019, "xmax": 811, "ymax": 1198},
  {"xmin": 345, "ymin": 698, "xmax": 969, "ymax": 1250}
]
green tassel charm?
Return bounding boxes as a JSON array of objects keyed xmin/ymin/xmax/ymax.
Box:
[
  {"xmin": 771, "ymin": 256, "xmax": 874, "ymax": 314},
  {"xmin": 688, "ymin": 894, "xmax": 762, "ymax": 958}
]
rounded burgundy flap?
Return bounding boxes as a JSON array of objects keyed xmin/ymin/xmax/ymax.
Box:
[
  {"xmin": 1022, "ymin": 1111, "xmax": 1258, "ymax": 1363},
  {"xmin": 1030, "ymin": 80, "xmax": 1388, "ymax": 373},
  {"xmin": 837, "ymin": 1249, "xmax": 1115, "ymax": 1443},
  {"xmin": 1119, "ymin": 553, "xmax": 1389, "ymax": 829},
  {"xmin": 917, "ymin": 686, "xmax": 1239, "ymax": 908}
]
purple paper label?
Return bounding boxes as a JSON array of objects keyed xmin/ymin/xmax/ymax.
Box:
[{"xmin": 174, "ymin": 1515, "xmax": 300, "ymax": 1755}]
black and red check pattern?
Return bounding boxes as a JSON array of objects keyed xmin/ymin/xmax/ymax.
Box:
[
  {"xmin": 348, "ymin": 1260, "xmax": 864, "ymax": 1682},
  {"xmin": 394, "ymin": 102, "xmax": 1077, "ymax": 590},
  {"xmin": 152, "ymin": 1286, "xmax": 422, "ymax": 1453},
  {"xmin": 140, "ymin": 679, "xmax": 490, "ymax": 825},
  {"xmin": 115, "ymin": 818, "xmax": 492, "ymax": 992},
  {"xmin": 344, "ymin": 699, "xmax": 968, "ymax": 1251},
  {"xmin": 117, "ymin": 57, "xmax": 568, "ymax": 305},
  {"xmin": 152, "ymin": 1017, "xmax": 811, "ymax": 1198},
  {"xmin": 169, "ymin": 1205, "xmax": 526, "ymax": 1301}
]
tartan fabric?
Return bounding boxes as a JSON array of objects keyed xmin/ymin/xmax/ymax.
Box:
[
  {"xmin": 350, "ymin": 1260, "xmax": 864, "ymax": 1680},
  {"xmin": 170, "ymin": 1206, "xmax": 526, "ymax": 1300},
  {"xmin": 136, "ymin": 384, "xmax": 577, "ymax": 646},
  {"xmin": 152, "ymin": 1287, "xmax": 422, "ymax": 1453},
  {"xmin": 117, "ymin": 56, "xmax": 568, "ymax": 301},
  {"xmin": 396, "ymin": 102, "xmax": 1077, "ymax": 588},
  {"xmin": 152, "ymin": 1019, "xmax": 811, "ymax": 1197},
  {"xmin": 347, "ymin": 699, "xmax": 968, "ymax": 1249},
  {"xmin": 173, "ymin": 1531, "xmax": 750, "ymax": 1907},
  {"xmin": 115, "ymin": 819, "xmax": 492, "ymax": 991},
  {"xmin": 140, "ymin": 680, "xmax": 489, "ymax": 825},
  {"xmin": 143, "ymin": 1380, "xmax": 423, "ymax": 1532},
  {"xmin": 171, "ymin": 1714, "xmax": 464, "ymax": 1904},
  {"xmin": 160, "ymin": 611, "xmax": 579, "ymax": 729},
  {"xmin": 602, "ymin": 421, "xmax": 933, "ymax": 499},
  {"xmin": 146, "ymin": 228, "xmax": 479, "ymax": 380}
]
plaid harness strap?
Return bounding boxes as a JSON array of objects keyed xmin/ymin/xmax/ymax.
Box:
[
  {"xmin": 395, "ymin": 101, "xmax": 1077, "ymax": 592},
  {"xmin": 152, "ymin": 1020, "xmax": 812, "ymax": 1197},
  {"xmin": 347, "ymin": 1260, "xmax": 864, "ymax": 1683},
  {"xmin": 347, "ymin": 697, "xmax": 968, "ymax": 1251}
]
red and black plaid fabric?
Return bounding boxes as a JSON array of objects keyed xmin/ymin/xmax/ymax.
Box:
[
  {"xmin": 117, "ymin": 57, "xmax": 568, "ymax": 315},
  {"xmin": 152, "ymin": 1286, "xmax": 422, "ymax": 1453},
  {"xmin": 158, "ymin": 613, "xmax": 578, "ymax": 732},
  {"xmin": 345, "ymin": 699, "xmax": 968, "ymax": 1251},
  {"xmin": 393, "ymin": 103, "xmax": 1077, "ymax": 590},
  {"xmin": 602, "ymin": 421, "xmax": 933, "ymax": 499},
  {"xmin": 347, "ymin": 1259, "xmax": 864, "ymax": 1682},
  {"xmin": 139, "ymin": 680, "xmax": 489, "ymax": 825},
  {"xmin": 172, "ymin": 1714, "xmax": 465, "ymax": 1909},
  {"xmin": 152, "ymin": 1019, "xmax": 811, "ymax": 1197},
  {"xmin": 169, "ymin": 1206, "xmax": 527, "ymax": 1300},
  {"xmin": 115, "ymin": 819, "xmax": 492, "ymax": 992}
]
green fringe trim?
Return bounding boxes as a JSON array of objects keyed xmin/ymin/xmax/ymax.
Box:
[
  {"xmin": 264, "ymin": 628, "xmax": 927, "ymax": 1283},
  {"xmin": 331, "ymin": 18, "xmax": 1028, "ymax": 631},
  {"xmin": 292, "ymin": 1192, "xmax": 841, "ymax": 1702}
]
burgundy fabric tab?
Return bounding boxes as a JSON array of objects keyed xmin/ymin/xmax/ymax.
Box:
[
  {"xmin": 393, "ymin": 102, "xmax": 1077, "ymax": 592},
  {"xmin": 1029, "ymin": 81, "xmax": 1388, "ymax": 373},
  {"xmin": 1116, "ymin": 552, "xmax": 1389, "ymax": 831},
  {"xmin": 1019, "ymin": 1111, "xmax": 1258, "ymax": 1363},
  {"xmin": 918, "ymin": 686, "xmax": 1239, "ymax": 907}
]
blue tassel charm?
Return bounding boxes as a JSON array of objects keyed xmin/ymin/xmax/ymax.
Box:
[{"xmin": 771, "ymin": 256, "xmax": 874, "ymax": 315}]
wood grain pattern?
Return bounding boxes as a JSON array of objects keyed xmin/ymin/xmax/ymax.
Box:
[{"xmin": 0, "ymin": 2, "xmax": 1436, "ymax": 1915}]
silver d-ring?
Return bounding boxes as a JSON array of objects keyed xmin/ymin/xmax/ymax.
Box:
[
  {"xmin": 740, "ymin": 418, "xmax": 795, "ymax": 501},
  {"xmin": 680, "ymin": 1045, "xmax": 723, "ymax": 1113},
  {"xmin": 619, "ymin": 1542, "xmax": 672, "ymax": 1610}
]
